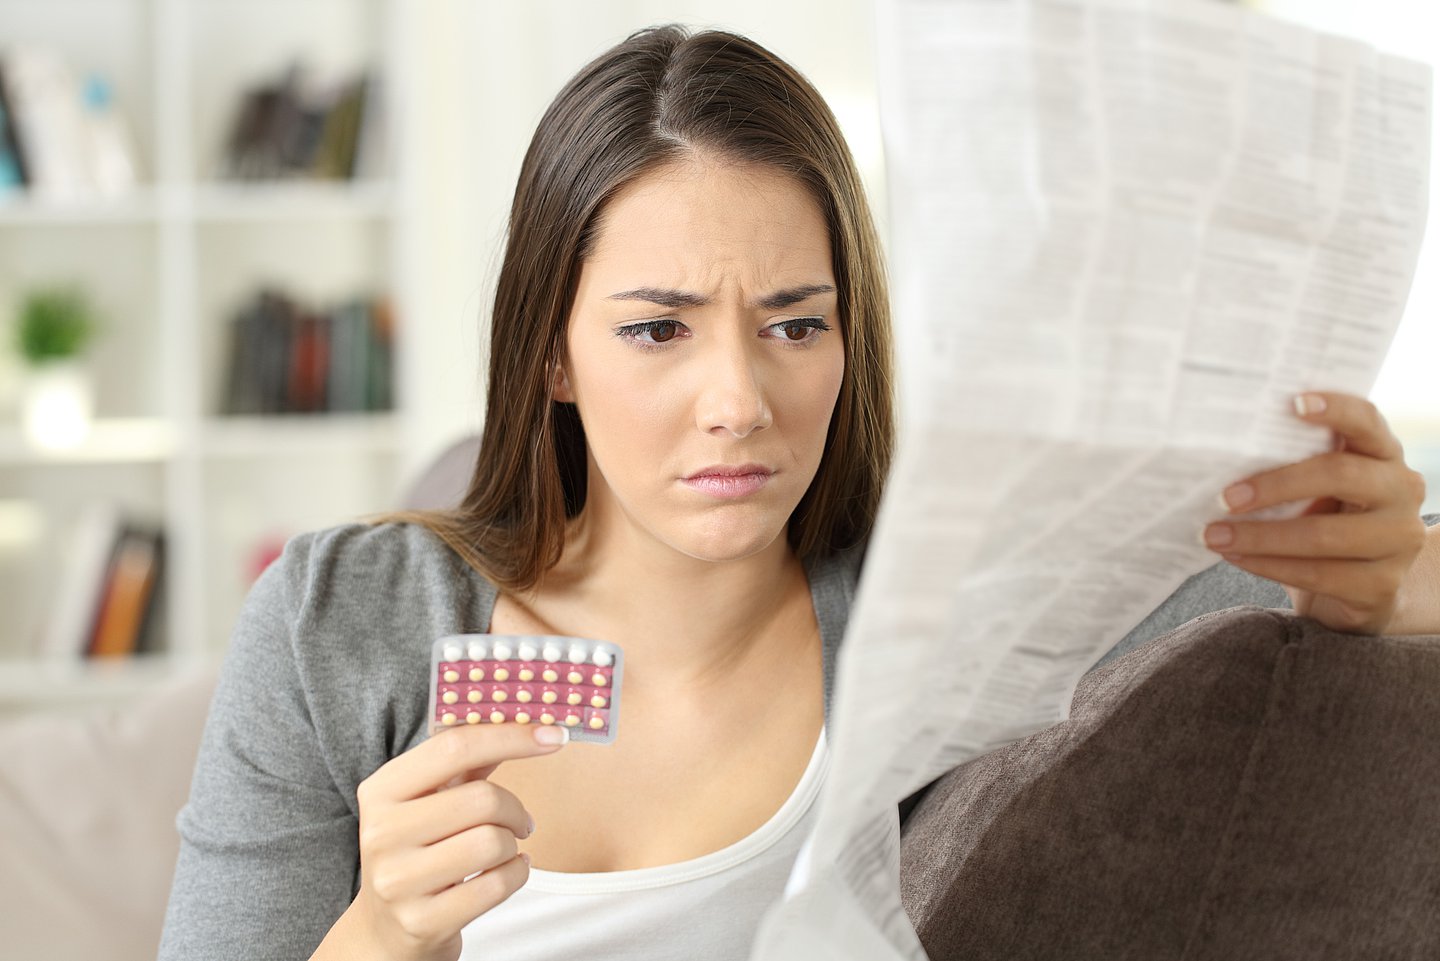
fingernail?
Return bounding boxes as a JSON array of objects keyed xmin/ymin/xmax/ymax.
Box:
[
  {"xmin": 1204, "ymin": 523, "xmax": 1233, "ymax": 548},
  {"xmin": 526, "ymin": 813, "xmax": 536, "ymax": 837},
  {"xmin": 534, "ymin": 725, "xmax": 568, "ymax": 746},
  {"xmin": 1221, "ymin": 483, "xmax": 1254, "ymax": 511},
  {"xmin": 520, "ymin": 852, "xmax": 532, "ymax": 866},
  {"xmin": 1294, "ymin": 393, "xmax": 1326, "ymax": 416}
]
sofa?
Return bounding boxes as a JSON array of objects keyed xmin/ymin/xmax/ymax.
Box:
[
  {"xmin": 2, "ymin": 432, "xmax": 1437, "ymax": 960},
  {"xmin": 900, "ymin": 604, "xmax": 1440, "ymax": 960}
]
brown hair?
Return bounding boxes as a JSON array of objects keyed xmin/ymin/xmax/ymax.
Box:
[{"xmin": 362, "ymin": 23, "xmax": 894, "ymax": 591}]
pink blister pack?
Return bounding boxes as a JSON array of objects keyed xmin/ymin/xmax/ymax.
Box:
[{"xmin": 428, "ymin": 634, "xmax": 624, "ymax": 744}]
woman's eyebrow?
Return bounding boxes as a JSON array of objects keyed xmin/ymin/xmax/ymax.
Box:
[{"xmin": 604, "ymin": 283, "xmax": 836, "ymax": 310}]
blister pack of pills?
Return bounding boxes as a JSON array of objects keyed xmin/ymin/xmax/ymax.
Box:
[{"xmin": 429, "ymin": 634, "xmax": 624, "ymax": 743}]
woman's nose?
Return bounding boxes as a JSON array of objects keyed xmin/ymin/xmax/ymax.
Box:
[{"xmin": 696, "ymin": 343, "xmax": 773, "ymax": 438}]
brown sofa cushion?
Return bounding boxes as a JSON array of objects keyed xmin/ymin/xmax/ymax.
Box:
[{"xmin": 899, "ymin": 605, "xmax": 1440, "ymax": 961}]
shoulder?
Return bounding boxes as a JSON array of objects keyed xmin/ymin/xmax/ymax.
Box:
[
  {"xmin": 255, "ymin": 520, "xmax": 482, "ymax": 634},
  {"xmin": 806, "ymin": 536, "xmax": 869, "ymax": 617},
  {"xmin": 831, "ymin": 537, "xmax": 868, "ymax": 591},
  {"xmin": 232, "ymin": 520, "xmax": 492, "ymax": 744},
  {"xmin": 271, "ymin": 520, "xmax": 467, "ymax": 592}
]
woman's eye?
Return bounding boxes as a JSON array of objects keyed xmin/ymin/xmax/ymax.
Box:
[
  {"xmin": 616, "ymin": 319, "xmax": 686, "ymax": 348},
  {"xmin": 649, "ymin": 321, "xmax": 679, "ymax": 343},
  {"xmin": 769, "ymin": 318, "xmax": 831, "ymax": 344}
]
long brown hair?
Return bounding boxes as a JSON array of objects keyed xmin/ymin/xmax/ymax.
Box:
[{"xmin": 362, "ymin": 23, "xmax": 894, "ymax": 591}]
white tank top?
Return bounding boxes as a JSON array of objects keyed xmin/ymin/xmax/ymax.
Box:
[{"xmin": 460, "ymin": 725, "xmax": 828, "ymax": 960}]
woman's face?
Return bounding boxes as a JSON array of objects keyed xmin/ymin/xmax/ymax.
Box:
[{"xmin": 557, "ymin": 156, "xmax": 845, "ymax": 563}]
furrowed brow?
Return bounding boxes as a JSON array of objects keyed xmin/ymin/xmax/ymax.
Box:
[
  {"xmin": 605, "ymin": 283, "xmax": 836, "ymax": 311},
  {"xmin": 605, "ymin": 287, "xmax": 709, "ymax": 309},
  {"xmin": 755, "ymin": 284, "xmax": 837, "ymax": 310}
]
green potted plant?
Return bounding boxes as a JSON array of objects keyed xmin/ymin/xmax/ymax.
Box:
[{"xmin": 14, "ymin": 285, "xmax": 103, "ymax": 448}]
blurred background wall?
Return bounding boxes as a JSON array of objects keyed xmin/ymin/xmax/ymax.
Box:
[{"xmin": 0, "ymin": 0, "xmax": 1433, "ymax": 720}]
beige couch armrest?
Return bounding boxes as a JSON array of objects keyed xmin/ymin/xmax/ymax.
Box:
[{"xmin": 0, "ymin": 663, "xmax": 219, "ymax": 961}]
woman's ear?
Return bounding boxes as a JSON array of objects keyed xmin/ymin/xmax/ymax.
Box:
[{"xmin": 551, "ymin": 363, "xmax": 575, "ymax": 403}]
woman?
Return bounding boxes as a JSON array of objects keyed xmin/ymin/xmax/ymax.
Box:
[{"xmin": 158, "ymin": 23, "xmax": 1437, "ymax": 961}]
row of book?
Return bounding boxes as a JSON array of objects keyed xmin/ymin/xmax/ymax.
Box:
[
  {"xmin": 0, "ymin": 47, "xmax": 141, "ymax": 201},
  {"xmin": 39, "ymin": 501, "xmax": 165, "ymax": 660},
  {"xmin": 221, "ymin": 289, "xmax": 396, "ymax": 415},
  {"xmin": 222, "ymin": 63, "xmax": 381, "ymax": 181},
  {"xmin": 0, "ymin": 50, "xmax": 382, "ymax": 201}
]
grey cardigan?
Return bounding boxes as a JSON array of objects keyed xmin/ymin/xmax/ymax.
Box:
[{"xmin": 157, "ymin": 514, "xmax": 1439, "ymax": 960}]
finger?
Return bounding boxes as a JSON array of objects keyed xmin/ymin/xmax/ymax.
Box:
[
  {"xmin": 366, "ymin": 822, "xmax": 520, "ymax": 911},
  {"xmin": 1292, "ymin": 392, "xmax": 1404, "ymax": 461},
  {"xmin": 1219, "ymin": 451, "xmax": 1405, "ymax": 515},
  {"xmin": 362, "ymin": 723, "xmax": 568, "ymax": 806},
  {"xmin": 1204, "ymin": 510, "xmax": 1417, "ymax": 560},
  {"xmin": 428, "ymin": 852, "xmax": 529, "ymax": 938},
  {"xmin": 1218, "ymin": 553, "xmax": 1399, "ymax": 609},
  {"xmin": 385, "ymin": 778, "xmax": 534, "ymax": 850},
  {"xmin": 1285, "ymin": 582, "xmax": 1389, "ymax": 635},
  {"xmin": 415, "ymin": 822, "xmax": 521, "ymax": 897}
]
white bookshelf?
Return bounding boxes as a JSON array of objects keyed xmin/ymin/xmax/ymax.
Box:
[{"xmin": 0, "ymin": 0, "xmax": 419, "ymax": 717}]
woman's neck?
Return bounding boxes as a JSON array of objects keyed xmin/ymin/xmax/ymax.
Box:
[{"xmin": 510, "ymin": 505, "xmax": 812, "ymax": 699}]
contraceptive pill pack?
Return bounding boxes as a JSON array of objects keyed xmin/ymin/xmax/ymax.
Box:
[{"xmin": 429, "ymin": 634, "xmax": 624, "ymax": 743}]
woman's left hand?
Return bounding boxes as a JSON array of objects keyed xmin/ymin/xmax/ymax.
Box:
[{"xmin": 1202, "ymin": 391, "xmax": 1429, "ymax": 635}]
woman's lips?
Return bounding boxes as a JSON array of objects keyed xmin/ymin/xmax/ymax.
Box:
[{"xmin": 680, "ymin": 471, "xmax": 772, "ymax": 498}]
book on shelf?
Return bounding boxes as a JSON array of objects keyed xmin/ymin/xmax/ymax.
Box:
[
  {"xmin": 38, "ymin": 500, "xmax": 119, "ymax": 659},
  {"xmin": 312, "ymin": 73, "xmax": 369, "ymax": 180},
  {"xmin": 220, "ymin": 62, "xmax": 379, "ymax": 182},
  {"xmin": 0, "ymin": 59, "xmax": 29, "ymax": 192},
  {"xmin": 221, "ymin": 288, "xmax": 395, "ymax": 416},
  {"xmin": 39, "ymin": 501, "xmax": 166, "ymax": 661},
  {"xmin": 0, "ymin": 46, "xmax": 140, "ymax": 201},
  {"xmin": 88, "ymin": 522, "xmax": 165, "ymax": 658}
]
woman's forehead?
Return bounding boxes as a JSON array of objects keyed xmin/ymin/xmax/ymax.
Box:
[{"xmin": 584, "ymin": 160, "xmax": 833, "ymax": 287}]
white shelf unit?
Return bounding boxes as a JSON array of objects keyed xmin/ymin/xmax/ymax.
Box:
[{"xmin": 0, "ymin": 0, "xmax": 417, "ymax": 718}]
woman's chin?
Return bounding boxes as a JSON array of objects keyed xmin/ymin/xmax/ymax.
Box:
[{"xmin": 668, "ymin": 517, "xmax": 788, "ymax": 563}]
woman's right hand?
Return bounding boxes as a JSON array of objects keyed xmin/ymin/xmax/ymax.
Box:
[{"xmin": 345, "ymin": 722, "xmax": 570, "ymax": 961}]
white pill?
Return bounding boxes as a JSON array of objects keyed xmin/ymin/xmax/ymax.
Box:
[
  {"xmin": 492, "ymin": 642, "xmax": 512, "ymax": 660},
  {"xmin": 592, "ymin": 647, "xmax": 614, "ymax": 667},
  {"xmin": 518, "ymin": 641, "xmax": 538, "ymax": 660},
  {"xmin": 467, "ymin": 639, "xmax": 486, "ymax": 659},
  {"xmin": 567, "ymin": 645, "xmax": 586, "ymax": 664},
  {"xmin": 542, "ymin": 643, "xmax": 562, "ymax": 662},
  {"xmin": 443, "ymin": 643, "xmax": 463, "ymax": 661}
]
